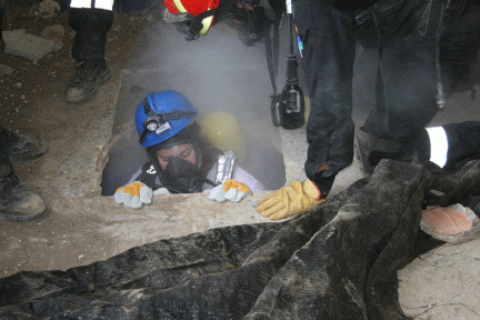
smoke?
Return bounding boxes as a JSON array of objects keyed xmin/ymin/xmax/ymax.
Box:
[{"xmin": 101, "ymin": 15, "xmax": 288, "ymax": 195}]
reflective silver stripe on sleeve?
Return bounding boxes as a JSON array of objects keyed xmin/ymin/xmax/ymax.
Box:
[{"xmin": 426, "ymin": 126, "xmax": 449, "ymax": 168}]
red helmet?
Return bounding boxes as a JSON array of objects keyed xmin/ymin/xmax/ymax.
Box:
[{"xmin": 164, "ymin": 0, "xmax": 220, "ymax": 38}]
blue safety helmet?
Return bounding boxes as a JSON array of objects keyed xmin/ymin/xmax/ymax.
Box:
[{"xmin": 135, "ymin": 90, "xmax": 197, "ymax": 148}]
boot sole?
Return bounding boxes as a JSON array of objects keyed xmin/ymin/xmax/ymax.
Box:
[{"xmin": 0, "ymin": 202, "xmax": 47, "ymax": 222}]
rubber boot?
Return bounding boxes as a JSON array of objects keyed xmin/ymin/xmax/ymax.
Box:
[{"xmin": 0, "ymin": 174, "xmax": 46, "ymax": 222}]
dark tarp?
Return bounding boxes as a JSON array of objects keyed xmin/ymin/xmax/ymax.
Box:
[{"xmin": 1, "ymin": 159, "xmax": 480, "ymax": 320}]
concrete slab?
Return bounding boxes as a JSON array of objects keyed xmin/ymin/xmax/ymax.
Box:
[{"xmin": 2, "ymin": 30, "xmax": 60, "ymax": 61}]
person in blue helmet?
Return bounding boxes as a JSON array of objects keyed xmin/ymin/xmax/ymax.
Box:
[{"xmin": 114, "ymin": 90, "xmax": 265, "ymax": 209}]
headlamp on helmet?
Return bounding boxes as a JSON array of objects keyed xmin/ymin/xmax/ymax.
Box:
[
  {"xmin": 139, "ymin": 98, "xmax": 197, "ymax": 144},
  {"xmin": 135, "ymin": 90, "xmax": 198, "ymax": 148}
]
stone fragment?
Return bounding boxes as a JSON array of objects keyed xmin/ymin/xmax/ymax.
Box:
[
  {"xmin": 2, "ymin": 30, "xmax": 59, "ymax": 61},
  {"xmin": 421, "ymin": 203, "xmax": 480, "ymax": 244}
]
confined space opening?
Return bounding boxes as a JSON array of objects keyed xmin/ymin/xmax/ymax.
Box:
[{"xmin": 100, "ymin": 69, "xmax": 286, "ymax": 195}]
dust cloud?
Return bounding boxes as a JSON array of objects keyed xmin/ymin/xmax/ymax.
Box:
[{"xmin": 101, "ymin": 16, "xmax": 290, "ymax": 194}]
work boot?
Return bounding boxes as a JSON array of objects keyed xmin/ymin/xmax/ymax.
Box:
[
  {"xmin": 0, "ymin": 127, "xmax": 47, "ymax": 162},
  {"xmin": 0, "ymin": 174, "xmax": 46, "ymax": 222},
  {"xmin": 64, "ymin": 60, "xmax": 111, "ymax": 103},
  {"xmin": 354, "ymin": 128, "xmax": 401, "ymax": 175}
]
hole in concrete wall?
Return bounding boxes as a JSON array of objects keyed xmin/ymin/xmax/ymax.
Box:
[
  {"xmin": 100, "ymin": 69, "xmax": 286, "ymax": 195},
  {"xmin": 99, "ymin": 21, "xmax": 297, "ymax": 195}
]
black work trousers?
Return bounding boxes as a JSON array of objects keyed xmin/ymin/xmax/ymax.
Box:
[
  {"xmin": 293, "ymin": 0, "xmax": 480, "ymax": 191},
  {"xmin": 292, "ymin": 2, "xmax": 356, "ymax": 191},
  {"xmin": 67, "ymin": 6, "xmax": 114, "ymax": 61}
]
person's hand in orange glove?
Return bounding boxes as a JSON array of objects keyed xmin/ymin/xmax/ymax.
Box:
[
  {"xmin": 114, "ymin": 181, "xmax": 153, "ymax": 209},
  {"xmin": 208, "ymin": 179, "xmax": 252, "ymax": 202},
  {"xmin": 257, "ymin": 179, "xmax": 326, "ymax": 220}
]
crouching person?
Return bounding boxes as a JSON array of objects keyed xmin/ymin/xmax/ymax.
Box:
[{"xmin": 114, "ymin": 90, "xmax": 265, "ymax": 209}]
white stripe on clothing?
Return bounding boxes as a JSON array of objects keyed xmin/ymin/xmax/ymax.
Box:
[
  {"xmin": 426, "ymin": 126, "xmax": 449, "ymax": 168},
  {"xmin": 70, "ymin": 0, "xmax": 114, "ymax": 10}
]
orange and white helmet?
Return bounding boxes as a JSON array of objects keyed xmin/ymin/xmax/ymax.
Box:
[{"xmin": 163, "ymin": 0, "xmax": 220, "ymax": 40}]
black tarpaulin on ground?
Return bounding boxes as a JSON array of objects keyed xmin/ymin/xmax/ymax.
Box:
[{"xmin": 2, "ymin": 159, "xmax": 480, "ymax": 320}]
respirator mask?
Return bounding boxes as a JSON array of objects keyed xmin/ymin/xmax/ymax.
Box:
[{"xmin": 159, "ymin": 155, "xmax": 205, "ymax": 193}]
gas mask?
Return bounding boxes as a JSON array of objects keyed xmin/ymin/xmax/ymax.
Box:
[
  {"xmin": 159, "ymin": 156, "xmax": 205, "ymax": 193},
  {"xmin": 148, "ymin": 138, "xmax": 218, "ymax": 193}
]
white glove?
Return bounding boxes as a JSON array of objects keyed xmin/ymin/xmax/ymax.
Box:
[
  {"xmin": 209, "ymin": 180, "xmax": 251, "ymax": 202},
  {"xmin": 114, "ymin": 182, "xmax": 152, "ymax": 209},
  {"xmin": 153, "ymin": 187, "xmax": 171, "ymax": 196}
]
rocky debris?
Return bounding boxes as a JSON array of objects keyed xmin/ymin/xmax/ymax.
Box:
[
  {"xmin": 0, "ymin": 64, "xmax": 13, "ymax": 77},
  {"xmin": 28, "ymin": 0, "xmax": 60, "ymax": 19},
  {"xmin": 421, "ymin": 203, "xmax": 480, "ymax": 244},
  {"xmin": 2, "ymin": 29, "xmax": 62, "ymax": 60},
  {"xmin": 40, "ymin": 24, "xmax": 64, "ymax": 43}
]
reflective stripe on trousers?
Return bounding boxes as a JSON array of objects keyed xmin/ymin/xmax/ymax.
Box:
[
  {"xmin": 70, "ymin": 0, "xmax": 114, "ymax": 11},
  {"xmin": 426, "ymin": 127, "xmax": 449, "ymax": 168}
]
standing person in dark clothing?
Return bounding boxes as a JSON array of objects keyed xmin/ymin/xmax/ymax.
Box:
[{"xmin": 258, "ymin": 0, "xmax": 480, "ymax": 220}]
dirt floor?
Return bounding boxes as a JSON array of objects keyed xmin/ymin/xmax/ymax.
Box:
[{"xmin": 1, "ymin": 2, "xmax": 480, "ymax": 319}]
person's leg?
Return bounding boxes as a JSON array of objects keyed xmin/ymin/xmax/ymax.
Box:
[
  {"xmin": 293, "ymin": 0, "xmax": 356, "ymax": 195},
  {"xmin": 362, "ymin": 32, "xmax": 440, "ymax": 147},
  {"xmin": 65, "ymin": 0, "xmax": 114, "ymax": 102},
  {"xmin": 356, "ymin": 33, "xmax": 440, "ymax": 173}
]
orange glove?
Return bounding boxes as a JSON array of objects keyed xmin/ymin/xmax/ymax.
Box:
[
  {"xmin": 208, "ymin": 179, "xmax": 252, "ymax": 202},
  {"xmin": 257, "ymin": 179, "xmax": 326, "ymax": 220},
  {"xmin": 114, "ymin": 181, "xmax": 152, "ymax": 209}
]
